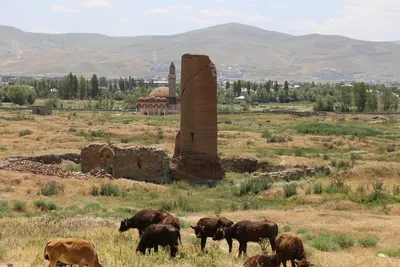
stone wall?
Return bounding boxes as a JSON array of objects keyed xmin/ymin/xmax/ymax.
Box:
[
  {"xmin": 81, "ymin": 144, "xmax": 170, "ymax": 184},
  {"xmin": 32, "ymin": 106, "xmax": 52, "ymax": 116},
  {"xmin": 221, "ymin": 157, "xmax": 258, "ymax": 173}
]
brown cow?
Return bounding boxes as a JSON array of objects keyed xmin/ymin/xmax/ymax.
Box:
[
  {"xmin": 213, "ymin": 220, "xmax": 278, "ymax": 257},
  {"xmin": 244, "ymin": 255, "xmax": 278, "ymax": 267},
  {"xmin": 136, "ymin": 224, "xmax": 182, "ymax": 258},
  {"xmin": 160, "ymin": 213, "xmax": 181, "ymax": 231},
  {"xmin": 44, "ymin": 238, "xmax": 103, "ymax": 267},
  {"xmin": 118, "ymin": 209, "xmax": 171, "ymax": 236},
  {"xmin": 190, "ymin": 217, "xmax": 234, "ymax": 252},
  {"xmin": 275, "ymin": 234, "xmax": 313, "ymax": 267}
]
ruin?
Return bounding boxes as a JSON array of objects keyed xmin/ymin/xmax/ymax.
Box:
[
  {"xmin": 81, "ymin": 144, "xmax": 170, "ymax": 184},
  {"xmin": 31, "ymin": 106, "xmax": 52, "ymax": 116},
  {"xmin": 171, "ymin": 54, "xmax": 225, "ymax": 184}
]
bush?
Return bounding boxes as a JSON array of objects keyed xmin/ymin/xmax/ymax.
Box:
[
  {"xmin": 294, "ymin": 149, "xmax": 304, "ymax": 157},
  {"xmin": 358, "ymin": 236, "xmax": 378, "ymax": 247},
  {"xmin": 323, "ymin": 154, "xmax": 330, "ymax": 160},
  {"xmin": 262, "ymin": 130, "xmax": 272, "ymax": 139},
  {"xmin": 283, "ymin": 183, "xmax": 297, "ymax": 198},
  {"xmin": 68, "ymin": 127, "xmax": 77, "ymax": 133},
  {"xmin": 7, "ymin": 85, "xmax": 36, "ymax": 105},
  {"xmin": 312, "ymin": 232, "xmax": 354, "ymax": 251},
  {"xmin": 66, "ymin": 163, "xmax": 80, "ymax": 172},
  {"xmin": 393, "ymin": 185, "xmax": 400, "ymax": 196},
  {"xmin": 13, "ymin": 201, "xmax": 26, "ymax": 212},
  {"xmin": 33, "ymin": 199, "xmax": 58, "ymax": 211},
  {"xmin": 99, "ymin": 183, "xmax": 120, "ymax": 197},
  {"xmin": 267, "ymin": 135, "xmax": 287, "ymax": 143},
  {"xmin": 40, "ymin": 181, "xmax": 64, "ymax": 196},
  {"xmin": 45, "ymin": 98, "xmax": 60, "ymax": 108},
  {"xmin": 19, "ymin": 129, "xmax": 32, "ymax": 137},
  {"xmin": 313, "ymin": 182, "xmax": 323, "ymax": 195},
  {"xmin": 235, "ymin": 178, "xmax": 271, "ymax": 196},
  {"xmin": 325, "ymin": 177, "xmax": 351, "ymax": 194},
  {"xmin": 90, "ymin": 186, "xmax": 99, "ymax": 196}
]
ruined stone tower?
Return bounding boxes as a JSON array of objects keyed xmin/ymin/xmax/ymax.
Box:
[
  {"xmin": 171, "ymin": 54, "xmax": 225, "ymax": 184},
  {"xmin": 168, "ymin": 62, "xmax": 177, "ymax": 105}
]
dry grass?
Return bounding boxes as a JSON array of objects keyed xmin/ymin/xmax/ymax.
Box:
[{"xmin": 1, "ymin": 110, "xmax": 400, "ymax": 266}]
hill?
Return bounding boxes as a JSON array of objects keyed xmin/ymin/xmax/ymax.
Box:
[{"xmin": 1, "ymin": 23, "xmax": 400, "ymax": 81}]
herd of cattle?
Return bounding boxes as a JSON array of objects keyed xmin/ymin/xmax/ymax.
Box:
[{"xmin": 43, "ymin": 209, "xmax": 313, "ymax": 267}]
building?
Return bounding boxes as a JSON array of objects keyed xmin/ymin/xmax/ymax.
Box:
[{"xmin": 136, "ymin": 62, "xmax": 180, "ymax": 115}]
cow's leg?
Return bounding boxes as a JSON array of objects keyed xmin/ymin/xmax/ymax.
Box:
[
  {"xmin": 243, "ymin": 242, "xmax": 248, "ymax": 256},
  {"xmin": 282, "ymin": 260, "xmax": 287, "ymax": 267},
  {"xmin": 226, "ymin": 238, "xmax": 233, "ymax": 253},
  {"xmin": 291, "ymin": 260, "xmax": 296, "ymax": 267},
  {"xmin": 201, "ymin": 237, "xmax": 207, "ymax": 251},
  {"xmin": 138, "ymin": 229, "xmax": 143, "ymax": 237},
  {"xmin": 269, "ymin": 238, "xmax": 276, "ymax": 252},
  {"xmin": 170, "ymin": 245, "xmax": 178, "ymax": 258},
  {"xmin": 238, "ymin": 242, "xmax": 244, "ymax": 257},
  {"xmin": 154, "ymin": 245, "xmax": 159, "ymax": 253}
]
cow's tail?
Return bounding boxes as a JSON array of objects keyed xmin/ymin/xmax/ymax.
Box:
[
  {"xmin": 270, "ymin": 223, "xmax": 279, "ymax": 252},
  {"xmin": 43, "ymin": 241, "xmax": 51, "ymax": 261}
]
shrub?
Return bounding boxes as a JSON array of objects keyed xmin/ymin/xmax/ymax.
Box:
[
  {"xmin": 325, "ymin": 177, "xmax": 351, "ymax": 194},
  {"xmin": 267, "ymin": 135, "xmax": 287, "ymax": 143},
  {"xmin": 0, "ymin": 201, "xmax": 9, "ymax": 217},
  {"xmin": 282, "ymin": 225, "xmax": 291, "ymax": 232},
  {"xmin": 312, "ymin": 232, "xmax": 354, "ymax": 251},
  {"xmin": 45, "ymin": 98, "xmax": 60, "ymax": 108},
  {"xmin": 33, "ymin": 199, "xmax": 58, "ymax": 211},
  {"xmin": 262, "ymin": 130, "xmax": 272, "ymax": 139},
  {"xmin": 337, "ymin": 160, "xmax": 350, "ymax": 170},
  {"xmin": 89, "ymin": 130, "xmax": 109, "ymax": 138},
  {"xmin": 313, "ymin": 182, "xmax": 323, "ymax": 195},
  {"xmin": 283, "ymin": 183, "xmax": 297, "ymax": 198},
  {"xmin": 40, "ymin": 181, "xmax": 64, "ymax": 196},
  {"xmin": 90, "ymin": 186, "xmax": 99, "ymax": 196},
  {"xmin": 0, "ymin": 146, "xmax": 7, "ymax": 151},
  {"xmin": 68, "ymin": 128, "xmax": 77, "ymax": 133},
  {"xmin": 235, "ymin": 178, "xmax": 271, "ymax": 196},
  {"xmin": 66, "ymin": 163, "xmax": 80, "ymax": 172},
  {"xmin": 358, "ymin": 236, "xmax": 378, "ymax": 247},
  {"xmin": 323, "ymin": 154, "xmax": 330, "ymax": 160},
  {"xmin": 387, "ymin": 144, "xmax": 396, "ymax": 153},
  {"xmin": 19, "ymin": 129, "xmax": 32, "ymax": 137},
  {"xmin": 350, "ymin": 153, "xmax": 362, "ymax": 166},
  {"xmin": 294, "ymin": 149, "xmax": 304, "ymax": 157},
  {"xmin": 393, "ymin": 185, "xmax": 400, "ymax": 196},
  {"xmin": 13, "ymin": 201, "xmax": 26, "ymax": 212},
  {"xmin": 7, "ymin": 85, "xmax": 36, "ymax": 105},
  {"xmin": 99, "ymin": 183, "xmax": 120, "ymax": 197}
]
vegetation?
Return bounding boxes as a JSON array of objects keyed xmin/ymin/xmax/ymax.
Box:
[
  {"xmin": 296, "ymin": 123, "xmax": 381, "ymax": 137},
  {"xmin": 358, "ymin": 236, "xmax": 378, "ymax": 247},
  {"xmin": 40, "ymin": 181, "xmax": 65, "ymax": 196}
]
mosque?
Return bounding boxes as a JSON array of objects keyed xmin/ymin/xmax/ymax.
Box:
[{"xmin": 136, "ymin": 62, "xmax": 180, "ymax": 115}]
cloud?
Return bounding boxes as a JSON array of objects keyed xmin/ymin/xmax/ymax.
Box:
[
  {"xmin": 286, "ymin": 0, "xmax": 400, "ymax": 41},
  {"xmin": 249, "ymin": 15, "xmax": 273, "ymax": 23},
  {"xmin": 198, "ymin": 9, "xmax": 242, "ymax": 17},
  {"xmin": 49, "ymin": 5, "xmax": 78, "ymax": 13},
  {"xmin": 31, "ymin": 28, "xmax": 58, "ymax": 34},
  {"xmin": 119, "ymin": 18, "xmax": 130, "ymax": 23},
  {"xmin": 146, "ymin": 5, "xmax": 192, "ymax": 15},
  {"xmin": 80, "ymin": 0, "xmax": 110, "ymax": 8}
]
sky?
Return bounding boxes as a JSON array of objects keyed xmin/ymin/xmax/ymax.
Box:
[{"xmin": 0, "ymin": 0, "xmax": 399, "ymax": 42}]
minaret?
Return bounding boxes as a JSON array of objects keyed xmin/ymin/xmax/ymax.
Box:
[{"xmin": 168, "ymin": 62, "xmax": 177, "ymax": 104}]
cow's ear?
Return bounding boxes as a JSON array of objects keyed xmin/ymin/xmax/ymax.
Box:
[
  {"xmin": 200, "ymin": 226, "xmax": 205, "ymax": 230},
  {"xmin": 190, "ymin": 225, "xmax": 196, "ymax": 229}
]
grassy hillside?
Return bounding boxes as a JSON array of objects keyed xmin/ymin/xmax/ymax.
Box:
[{"xmin": 1, "ymin": 23, "xmax": 400, "ymax": 80}]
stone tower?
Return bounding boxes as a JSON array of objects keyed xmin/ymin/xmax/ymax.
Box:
[
  {"xmin": 168, "ymin": 62, "xmax": 177, "ymax": 105},
  {"xmin": 171, "ymin": 54, "xmax": 225, "ymax": 185}
]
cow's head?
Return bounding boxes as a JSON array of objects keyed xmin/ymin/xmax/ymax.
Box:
[
  {"xmin": 118, "ymin": 219, "xmax": 130, "ymax": 232},
  {"xmin": 212, "ymin": 227, "xmax": 225, "ymax": 241},
  {"xmin": 190, "ymin": 225, "xmax": 205, "ymax": 238},
  {"xmin": 294, "ymin": 259, "xmax": 314, "ymax": 267}
]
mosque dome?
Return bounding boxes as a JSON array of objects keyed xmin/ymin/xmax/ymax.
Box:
[{"xmin": 148, "ymin": 87, "xmax": 179, "ymax": 98}]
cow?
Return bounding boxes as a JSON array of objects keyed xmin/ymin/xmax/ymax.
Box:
[
  {"xmin": 275, "ymin": 234, "xmax": 313, "ymax": 267},
  {"xmin": 190, "ymin": 217, "xmax": 234, "ymax": 252},
  {"xmin": 212, "ymin": 220, "xmax": 279, "ymax": 257},
  {"xmin": 160, "ymin": 213, "xmax": 181, "ymax": 231},
  {"xmin": 136, "ymin": 224, "xmax": 182, "ymax": 258},
  {"xmin": 43, "ymin": 238, "xmax": 103, "ymax": 267},
  {"xmin": 118, "ymin": 209, "xmax": 171, "ymax": 236},
  {"xmin": 244, "ymin": 255, "xmax": 278, "ymax": 267}
]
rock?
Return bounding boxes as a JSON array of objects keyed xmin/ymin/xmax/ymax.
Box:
[
  {"xmin": 377, "ymin": 253, "xmax": 387, "ymax": 258},
  {"xmin": 253, "ymin": 166, "xmax": 331, "ymax": 182}
]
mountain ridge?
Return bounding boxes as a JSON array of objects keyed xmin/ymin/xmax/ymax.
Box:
[{"xmin": 1, "ymin": 23, "xmax": 400, "ymax": 81}]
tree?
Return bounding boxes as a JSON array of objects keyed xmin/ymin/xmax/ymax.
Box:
[
  {"xmin": 273, "ymin": 81, "xmax": 279, "ymax": 92},
  {"xmin": 99, "ymin": 76, "xmax": 108, "ymax": 88},
  {"xmin": 381, "ymin": 87, "xmax": 392, "ymax": 111},
  {"xmin": 119, "ymin": 78, "xmax": 126, "ymax": 92},
  {"xmin": 73, "ymin": 75, "xmax": 78, "ymax": 99},
  {"xmin": 278, "ymin": 89, "xmax": 286, "ymax": 103},
  {"xmin": 264, "ymin": 80, "xmax": 271, "ymax": 94},
  {"xmin": 246, "ymin": 81, "xmax": 251, "ymax": 95},
  {"xmin": 90, "ymin": 74, "xmax": 99, "ymax": 98},
  {"xmin": 340, "ymin": 86, "xmax": 352, "ymax": 112},
  {"xmin": 78, "ymin": 76, "xmax": 87, "ymax": 100},
  {"xmin": 226, "ymin": 81, "xmax": 230, "ymax": 89},
  {"xmin": 7, "ymin": 85, "xmax": 36, "ymax": 105},
  {"xmin": 354, "ymin": 82, "xmax": 367, "ymax": 112},
  {"xmin": 284, "ymin": 80, "xmax": 289, "ymax": 98}
]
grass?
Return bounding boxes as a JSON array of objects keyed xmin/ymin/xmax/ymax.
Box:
[
  {"xmin": 358, "ymin": 236, "xmax": 378, "ymax": 247},
  {"xmin": 296, "ymin": 123, "xmax": 382, "ymax": 137},
  {"xmin": 19, "ymin": 129, "xmax": 33, "ymax": 137},
  {"xmin": 13, "ymin": 200, "xmax": 26, "ymax": 212},
  {"xmin": 377, "ymin": 249, "xmax": 400, "ymax": 258},
  {"xmin": 235, "ymin": 178, "xmax": 271, "ymax": 197},
  {"xmin": 283, "ymin": 183, "xmax": 297, "ymax": 198},
  {"xmin": 33, "ymin": 199, "xmax": 59, "ymax": 211},
  {"xmin": 0, "ymin": 145, "xmax": 7, "ymax": 151},
  {"xmin": 312, "ymin": 232, "xmax": 355, "ymax": 251},
  {"xmin": 40, "ymin": 181, "xmax": 65, "ymax": 196}
]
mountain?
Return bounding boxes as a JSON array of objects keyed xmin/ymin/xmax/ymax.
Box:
[{"xmin": 1, "ymin": 23, "xmax": 400, "ymax": 81}]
